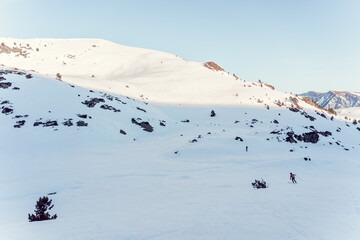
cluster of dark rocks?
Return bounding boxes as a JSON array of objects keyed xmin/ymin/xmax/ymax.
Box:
[
  {"xmin": 100, "ymin": 104, "xmax": 120, "ymax": 112},
  {"xmin": 285, "ymin": 130, "xmax": 332, "ymax": 144},
  {"xmin": 34, "ymin": 120, "xmax": 58, "ymax": 127},
  {"xmin": 0, "ymin": 82, "xmax": 12, "ymax": 89},
  {"xmin": 82, "ymin": 98, "xmax": 105, "ymax": 108},
  {"xmin": 131, "ymin": 118, "xmax": 153, "ymax": 132}
]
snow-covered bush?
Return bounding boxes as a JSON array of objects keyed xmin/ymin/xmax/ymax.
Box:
[
  {"xmin": 28, "ymin": 196, "xmax": 57, "ymax": 222},
  {"xmin": 252, "ymin": 179, "xmax": 268, "ymax": 189}
]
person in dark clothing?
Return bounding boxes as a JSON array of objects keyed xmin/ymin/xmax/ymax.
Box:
[{"xmin": 290, "ymin": 172, "xmax": 297, "ymax": 183}]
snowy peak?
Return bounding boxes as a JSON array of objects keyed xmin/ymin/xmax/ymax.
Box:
[{"xmin": 300, "ymin": 91, "xmax": 360, "ymax": 110}]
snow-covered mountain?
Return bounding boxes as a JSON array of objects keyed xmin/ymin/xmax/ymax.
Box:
[
  {"xmin": 300, "ymin": 90, "xmax": 360, "ymax": 110},
  {"xmin": 0, "ymin": 38, "xmax": 322, "ymax": 110},
  {"xmin": 1, "ymin": 38, "xmax": 360, "ymax": 240}
]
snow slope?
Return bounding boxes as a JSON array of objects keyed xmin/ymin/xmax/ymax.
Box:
[
  {"xmin": 1, "ymin": 71, "xmax": 360, "ymax": 240},
  {"xmin": 337, "ymin": 107, "xmax": 360, "ymax": 121},
  {"xmin": 0, "ymin": 38, "xmax": 316, "ymax": 109}
]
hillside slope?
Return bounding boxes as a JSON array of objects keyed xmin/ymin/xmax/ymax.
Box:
[
  {"xmin": 0, "ymin": 38, "xmax": 316, "ymax": 109},
  {"xmin": 1, "ymin": 71, "xmax": 360, "ymax": 240}
]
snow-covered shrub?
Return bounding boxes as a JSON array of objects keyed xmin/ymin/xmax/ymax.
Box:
[
  {"xmin": 252, "ymin": 179, "xmax": 268, "ymax": 189},
  {"xmin": 28, "ymin": 196, "xmax": 57, "ymax": 222}
]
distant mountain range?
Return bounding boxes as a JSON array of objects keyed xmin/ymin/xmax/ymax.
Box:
[{"xmin": 300, "ymin": 91, "xmax": 360, "ymax": 110}]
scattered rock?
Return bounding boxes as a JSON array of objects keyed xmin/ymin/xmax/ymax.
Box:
[
  {"xmin": 82, "ymin": 98, "xmax": 105, "ymax": 108},
  {"xmin": 181, "ymin": 120, "xmax": 190, "ymax": 123},
  {"xmin": 100, "ymin": 104, "xmax": 120, "ymax": 112},
  {"xmin": 0, "ymin": 82, "xmax": 12, "ymax": 89},
  {"xmin": 301, "ymin": 111, "xmax": 316, "ymax": 121},
  {"xmin": 190, "ymin": 139, "xmax": 198, "ymax": 143},
  {"xmin": 210, "ymin": 110, "xmax": 216, "ymax": 117},
  {"xmin": 77, "ymin": 114, "xmax": 88, "ymax": 119},
  {"xmin": 316, "ymin": 112, "xmax": 327, "ymax": 119},
  {"xmin": 289, "ymin": 107, "xmax": 300, "ymax": 113},
  {"xmin": 159, "ymin": 120, "xmax": 166, "ymax": 127},
  {"xmin": 120, "ymin": 129, "xmax": 127, "ymax": 135},
  {"xmin": 302, "ymin": 132, "xmax": 320, "ymax": 143},
  {"xmin": 235, "ymin": 136, "xmax": 243, "ymax": 141},
  {"xmin": 34, "ymin": 120, "xmax": 58, "ymax": 127},
  {"xmin": 273, "ymin": 119, "xmax": 279, "ymax": 124},
  {"xmin": 13, "ymin": 114, "xmax": 28, "ymax": 119},
  {"xmin": 1, "ymin": 107, "xmax": 13, "ymax": 115},
  {"xmin": 62, "ymin": 119, "xmax": 73, "ymax": 127},
  {"xmin": 318, "ymin": 131, "xmax": 332, "ymax": 137},
  {"xmin": 14, "ymin": 120, "xmax": 25, "ymax": 128},
  {"xmin": 76, "ymin": 121, "xmax": 88, "ymax": 127},
  {"xmin": 136, "ymin": 107, "xmax": 146, "ymax": 113},
  {"xmin": 131, "ymin": 118, "xmax": 153, "ymax": 132},
  {"xmin": 270, "ymin": 130, "xmax": 281, "ymax": 135}
]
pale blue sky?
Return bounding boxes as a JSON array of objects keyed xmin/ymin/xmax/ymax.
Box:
[{"xmin": 1, "ymin": 0, "xmax": 359, "ymax": 93}]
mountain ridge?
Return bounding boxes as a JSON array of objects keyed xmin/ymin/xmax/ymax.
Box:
[{"xmin": 300, "ymin": 90, "xmax": 360, "ymax": 110}]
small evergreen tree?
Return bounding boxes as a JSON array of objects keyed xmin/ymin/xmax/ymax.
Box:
[{"xmin": 28, "ymin": 196, "xmax": 57, "ymax": 222}]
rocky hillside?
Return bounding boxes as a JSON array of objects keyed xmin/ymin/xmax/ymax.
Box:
[{"xmin": 300, "ymin": 91, "xmax": 360, "ymax": 110}]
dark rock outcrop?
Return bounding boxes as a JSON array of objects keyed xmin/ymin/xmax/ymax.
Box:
[
  {"xmin": 136, "ymin": 107, "xmax": 146, "ymax": 113},
  {"xmin": 131, "ymin": 118, "xmax": 153, "ymax": 132},
  {"xmin": 34, "ymin": 120, "xmax": 58, "ymax": 127},
  {"xmin": 62, "ymin": 119, "xmax": 73, "ymax": 127},
  {"xmin": 1, "ymin": 107, "xmax": 13, "ymax": 115},
  {"xmin": 235, "ymin": 136, "xmax": 243, "ymax": 142},
  {"xmin": 76, "ymin": 121, "xmax": 88, "ymax": 127},
  {"xmin": 14, "ymin": 120, "xmax": 25, "ymax": 128},
  {"xmin": 82, "ymin": 98, "xmax": 105, "ymax": 108},
  {"xmin": 0, "ymin": 82, "xmax": 12, "ymax": 89},
  {"xmin": 289, "ymin": 107, "xmax": 300, "ymax": 113},
  {"xmin": 100, "ymin": 104, "xmax": 120, "ymax": 112}
]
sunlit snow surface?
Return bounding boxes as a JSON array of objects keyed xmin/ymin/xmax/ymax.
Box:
[{"xmin": 1, "ymin": 73, "xmax": 360, "ymax": 240}]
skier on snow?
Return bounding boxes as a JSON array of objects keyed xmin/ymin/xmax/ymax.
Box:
[{"xmin": 290, "ymin": 172, "xmax": 297, "ymax": 183}]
